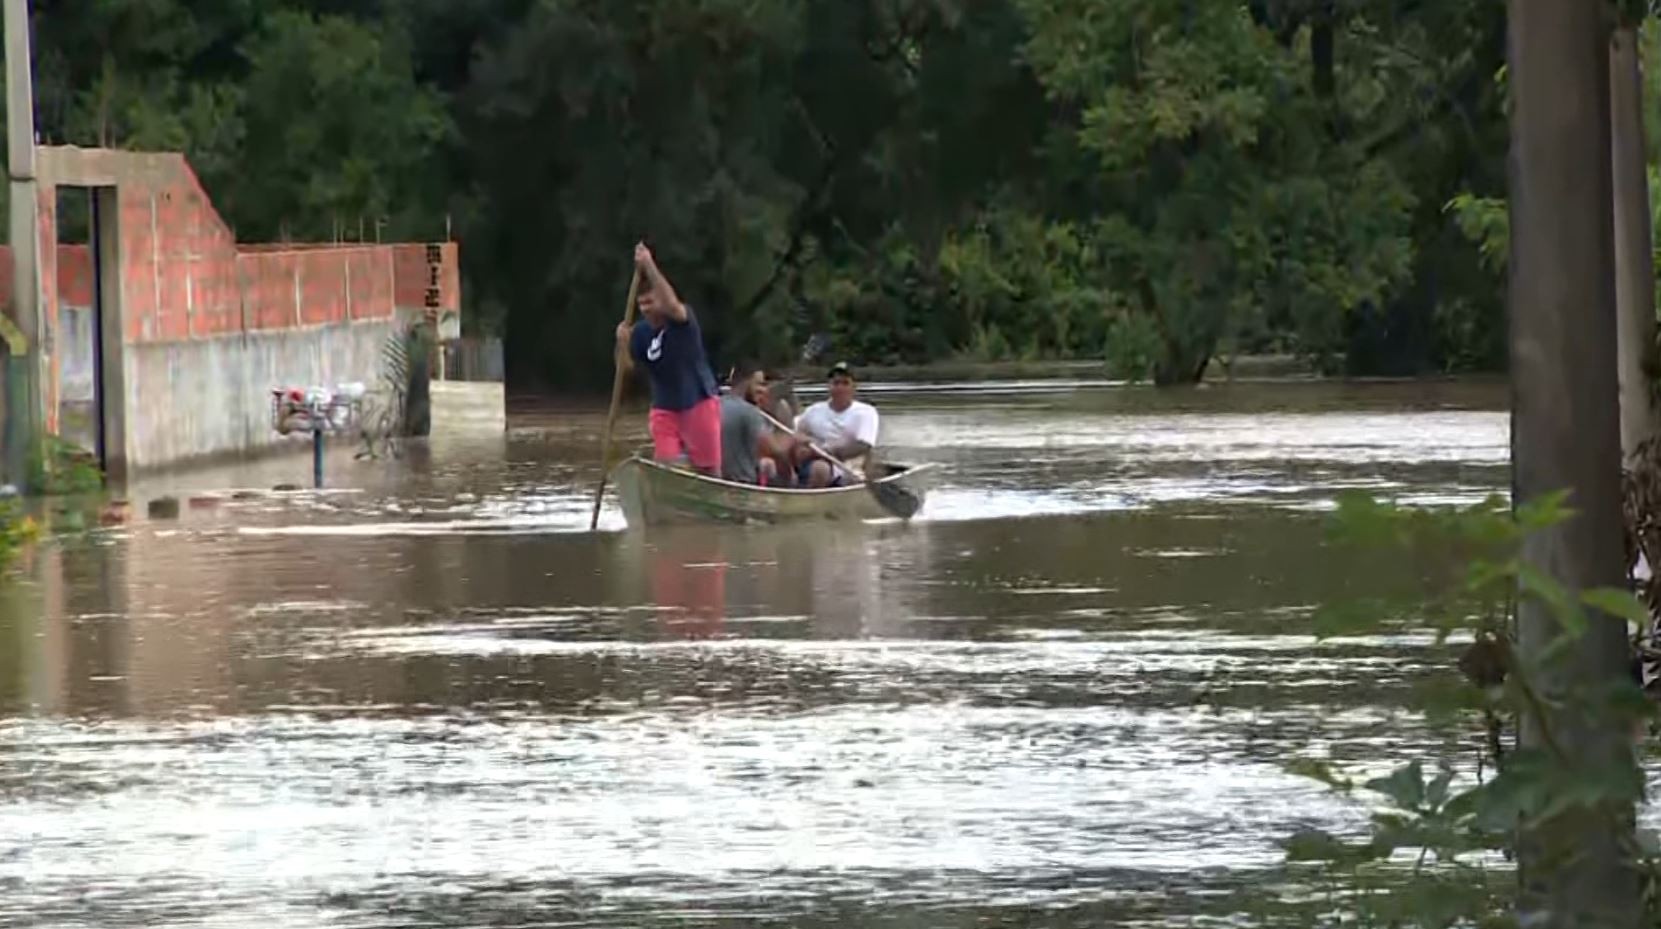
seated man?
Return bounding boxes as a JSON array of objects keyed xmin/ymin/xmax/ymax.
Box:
[
  {"xmin": 721, "ymin": 363, "xmax": 791, "ymax": 485},
  {"xmin": 793, "ymin": 362, "xmax": 879, "ymax": 488},
  {"xmin": 763, "ymin": 369, "xmax": 799, "ymax": 425},
  {"xmin": 747, "ymin": 374, "xmax": 796, "ymax": 486}
]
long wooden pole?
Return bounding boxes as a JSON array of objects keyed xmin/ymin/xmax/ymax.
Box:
[{"xmin": 589, "ymin": 268, "xmax": 643, "ymax": 530}]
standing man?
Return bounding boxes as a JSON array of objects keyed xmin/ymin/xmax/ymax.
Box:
[
  {"xmin": 793, "ymin": 362, "xmax": 879, "ymax": 488},
  {"xmin": 616, "ymin": 243, "xmax": 721, "ymax": 475}
]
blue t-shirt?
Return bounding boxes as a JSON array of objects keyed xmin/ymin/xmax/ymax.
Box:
[{"xmin": 630, "ymin": 307, "xmax": 718, "ymax": 411}]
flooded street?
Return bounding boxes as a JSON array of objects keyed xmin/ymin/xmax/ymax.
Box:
[{"xmin": 0, "ymin": 379, "xmax": 1517, "ymax": 927}]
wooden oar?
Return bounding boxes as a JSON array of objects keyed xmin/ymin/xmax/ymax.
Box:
[
  {"xmin": 589, "ymin": 268, "xmax": 644, "ymax": 530},
  {"xmin": 753, "ymin": 406, "xmax": 922, "ymax": 519}
]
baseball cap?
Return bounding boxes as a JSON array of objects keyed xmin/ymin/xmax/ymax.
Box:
[{"xmin": 826, "ymin": 361, "xmax": 856, "ymax": 380}]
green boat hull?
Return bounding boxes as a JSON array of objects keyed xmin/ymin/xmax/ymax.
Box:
[{"xmin": 610, "ymin": 456, "xmax": 937, "ymax": 527}]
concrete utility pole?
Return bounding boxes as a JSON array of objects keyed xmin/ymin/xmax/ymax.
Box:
[
  {"xmin": 3, "ymin": 0, "xmax": 41, "ymax": 490},
  {"xmin": 1508, "ymin": 0, "xmax": 1641, "ymax": 925},
  {"xmin": 1610, "ymin": 26, "xmax": 1660, "ymax": 455}
]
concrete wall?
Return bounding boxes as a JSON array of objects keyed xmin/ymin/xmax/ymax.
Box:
[
  {"xmin": 0, "ymin": 146, "xmax": 464, "ymax": 472},
  {"xmin": 441, "ymin": 337, "xmax": 505, "ymax": 382},
  {"xmin": 59, "ymin": 308, "xmax": 94, "ymax": 404},
  {"xmin": 430, "ymin": 381, "xmax": 506, "ymax": 434},
  {"xmin": 125, "ymin": 320, "xmax": 397, "ymax": 467}
]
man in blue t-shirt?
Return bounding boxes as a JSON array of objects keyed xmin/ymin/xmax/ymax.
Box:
[{"xmin": 615, "ymin": 242, "xmax": 721, "ymax": 474}]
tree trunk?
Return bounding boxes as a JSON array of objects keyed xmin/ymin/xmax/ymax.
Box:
[
  {"xmin": 1151, "ymin": 334, "xmax": 1210, "ymax": 386},
  {"xmin": 1611, "ymin": 28, "xmax": 1660, "ymax": 455},
  {"xmin": 1508, "ymin": 2, "xmax": 1641, "ymax": 926},
  {"xmin": 405, "ymin": 350, "xmax": 431, "ymax": 437},
  {"xmin": 1311, "ymin": 1, "xmax": 1335, "ymax": 99}
]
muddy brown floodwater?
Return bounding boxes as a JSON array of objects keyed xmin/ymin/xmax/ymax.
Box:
[{"xmin": 0, "ymin": 379, "xmax": 1547, "ymax": 927}]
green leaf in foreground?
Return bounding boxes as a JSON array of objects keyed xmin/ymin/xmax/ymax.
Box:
[
  {"xmin": 1366, "ymin": 761, "xmax": 1427, "ymax": 812},
  {"xmin": 1311, "ymin": 597, "xmax": 1393, "ymax": 640},
  {"xmin": 1516, "ymin": 562, "xmax": 1587, "ymax": 636},
  {"xmin": 1580, "ymin": 586, "xmax": 1652, "ymax": 630}
]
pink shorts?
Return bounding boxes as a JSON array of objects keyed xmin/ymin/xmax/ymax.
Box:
[{"xmin": 649, "ymin": 397, "xmax": 721, "ymax": 472}]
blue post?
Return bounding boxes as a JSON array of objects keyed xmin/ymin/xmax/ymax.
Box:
[{"xmin": 312, "ymin": 428, "xmax": 324, "ymax": 488}]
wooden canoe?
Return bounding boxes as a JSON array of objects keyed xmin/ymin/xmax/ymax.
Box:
[{"xmin": 609, "ymin": 455, "xmax": 938, "ymax": 527}]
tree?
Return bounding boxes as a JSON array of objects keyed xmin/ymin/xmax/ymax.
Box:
[
  {"xmin": 1015, "ymin": 0, "xmax": 1417, "ymax": 383},
  {"xmin": 5, "ymin": 0, "xmax": 1540, "ymax": 387},
  {"xmin": 233, "ymin": 10, "xmax": 449, "ymax": 242},
  {"xmin": 458, "ymin": 0, "xmax": 814, "ymax": 388},
  {"xmin": 23, "ymin": 1, "xmax": 445, "ymax": 245}
]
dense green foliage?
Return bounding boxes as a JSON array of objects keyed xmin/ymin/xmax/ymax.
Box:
[{"xmin": 14, "ymin": 0, "xmax": 1513, "ymax": 387}]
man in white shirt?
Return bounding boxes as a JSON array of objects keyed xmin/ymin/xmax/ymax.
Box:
[{"xmin": 793, "ymin": 362, "xmax": 880, "ymax": 488}]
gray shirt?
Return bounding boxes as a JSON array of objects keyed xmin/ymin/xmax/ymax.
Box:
[{"xmin": 720, "ymin": 395, "xmax": 767, "ymax": 483}]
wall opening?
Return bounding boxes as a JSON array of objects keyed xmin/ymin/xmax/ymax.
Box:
[{"xmin": 53, "ymin": 185, "xmax": 123, "ymax": 477}]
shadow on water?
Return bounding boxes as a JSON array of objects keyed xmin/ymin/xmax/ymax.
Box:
[{"xmin": 0, "ymin": 380, "xmax": 1516, "ymax": 927}]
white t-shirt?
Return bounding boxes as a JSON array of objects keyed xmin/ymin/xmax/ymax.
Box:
[{"xmin": 795, "ymin": 400, "xmax": 880, "ymax": 475}]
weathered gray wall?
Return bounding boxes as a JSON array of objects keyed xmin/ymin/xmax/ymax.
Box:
[
  {"xmin": 122, "ymin": 319, "xmax": 395, "ymax": 470},
  {"xmin": 441, "ymin": 337, "xmax": 505, "ymax": 382},
  {"xmin": 56, "ymin": 305, "xmax": 98, "ymax": 454},
  {"xmin": 58, "ymin": 305, "xmax": 94, "ymax": 404},
  {"xmin": 19, "ymin": 146, "xmax": 464, "ymax": 476},
  {"xmin": 430, "ymin": 381, "xmax": 505, "ymax": 433}
]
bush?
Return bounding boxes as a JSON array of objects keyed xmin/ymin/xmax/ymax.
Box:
[
  {"xmin": 28, "ymin": 436, "xmax": 104, "ymax": 497},
  {"xmin": 1104, "ymin": 313, "xmax": 1162, "ymax": 382},
  {"xmin": 937, "ymin": 210, "xmax": 1111, "ymax": 362},
  {"xmin": 0, "ymin": 500, "xmax": 41, "ymax": 576}
]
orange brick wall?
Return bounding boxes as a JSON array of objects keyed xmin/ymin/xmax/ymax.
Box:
[
  {"xmin": 0, "ymin": 244, "xmax": 92, "ymax": 313},
  {"xmin": 0, "ymin": 151, "xmax": 460, "ymax": 439},
  {"xmin": 57, "ymin": 245, "xmax": 92, "ymax": 309},
  {"xmin": 392, "ymin": 243, "xmax": 461, "ymax": 318},
  {"xmin": 0, "ymin": 154, "xmax": 458, "ymax": 342}
]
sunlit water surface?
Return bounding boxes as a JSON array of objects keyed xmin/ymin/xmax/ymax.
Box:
[{"xmin": 0, "ymin": 379, "xmax": 1553, "ymax": 927}]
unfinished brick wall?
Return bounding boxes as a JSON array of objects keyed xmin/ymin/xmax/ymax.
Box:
[
  {"xmin": 0, "ymin": 244, "xmax": 90, "ymax": 317},
  {"xmin": 36, "ymin": 155, "xmax": 461, "ymax": 339},
  {"xmin": 0, "ymin": 148, "xmax": 460, "ymax": 440}
]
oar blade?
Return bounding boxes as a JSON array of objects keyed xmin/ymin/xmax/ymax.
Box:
[{"xmin": 867, "ymin": 478, "xmax": 923, "ymax": 519}]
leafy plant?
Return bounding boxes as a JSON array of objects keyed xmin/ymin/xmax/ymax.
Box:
[
  {"xmin": 26, "ymin": 436, "xmax": 105, "ymax": 497},
  {"xmin": 1445, "ymin": 194, "xmax": 1509, "ymax": 275},
  {"xmin": 0, "ymin": 500, "xmax": 40, "ymax": 574},
  {"xmin": 1284, "ymin": 492, "xmax": 1659, "ymax": 927},
  {"xmin": 357, "ymin": 319, "xmax": 434, "ymax": 459}
]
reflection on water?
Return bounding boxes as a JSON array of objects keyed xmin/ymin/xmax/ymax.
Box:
[{"xmin": 0, "ymin": 380, "xmax": 1518, "ymax": 927}]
